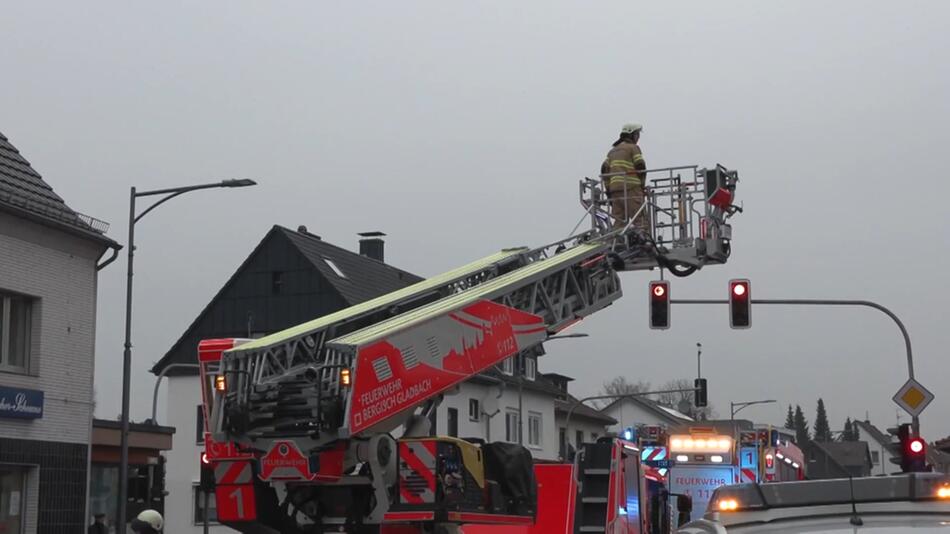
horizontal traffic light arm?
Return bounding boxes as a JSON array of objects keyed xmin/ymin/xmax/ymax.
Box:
[{"xmin": 670, "ymin": 296, "xmax": 918, "ymax": 433}]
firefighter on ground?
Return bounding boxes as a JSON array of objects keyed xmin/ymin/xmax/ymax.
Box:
[
  {"xmin": 601, "ymin": 123, "xmax": 648, "ymax": 232},
  {"xmin": 130, "ymin": 509, "xmax": 163, "ymax": 533}
]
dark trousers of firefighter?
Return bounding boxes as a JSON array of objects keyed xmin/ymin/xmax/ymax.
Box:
[{"xmin": 608, "ymin": 182, "xmax": 648, "ymax": 231}]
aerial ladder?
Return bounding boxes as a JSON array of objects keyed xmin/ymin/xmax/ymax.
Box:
[{"xmin": 199, "ymin": 165, "xmax": 740, "ymax": 534}]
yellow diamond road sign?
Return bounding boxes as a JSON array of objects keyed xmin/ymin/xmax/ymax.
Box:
[{"xmin": 892, "ymin": 378, "xmax": 935, "ymax": 417}]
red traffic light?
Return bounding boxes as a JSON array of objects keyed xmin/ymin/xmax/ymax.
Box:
[
  {"xmin": 909, "ymin": 439, "xmax": 925, "ymax": 454},
  {"xmin": 728, "ymin": 279, "xmax": 751, "ymax": 329},
  {"xmin": 649, "ymin": 281, "xmax": 670, "ymax": 330}
]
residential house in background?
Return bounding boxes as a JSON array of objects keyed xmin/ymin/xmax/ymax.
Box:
[
  {"xmin": 853, "ymin": 419, "xmax": 897, "ymax": 476},
  {"xmin": 853, "ymin": 419, "xmax": 950, "ymax": 475},
  {"xmin": 427, "ymin": 363, "xmax": 616, "ymax": 462},
  {"xmin": 805, "ymin": 441, "xmax": 873, "ymax": 479},
  {"xmin": 549, "ymin": 373, "xmax": 618, "ymax": 458},
  {"xmin": 0, "ymin": 131, "xmax": 119, "ymax": 534},
  {"xmin": 600, "ymin": 396, "xmax": 693, "ymax": 436}
]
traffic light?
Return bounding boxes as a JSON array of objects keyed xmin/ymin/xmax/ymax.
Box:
[
  {"xmin": 199, "ymin": 452, "xmax": 216, "ymax": 492},
  {"xmin": 694, "ymin": 378, "xmax": 708, "ymax": 407},
  {"xmin": 729, "ymin": 279, "xmax": 751, "ymax": 329},
  {"xmin": 649, "ymin": 281, "xmax": 670, "ymax": 329},
  {"xmin": 888, "ymin": 423, "xmax": 930, "ymax": 473}
]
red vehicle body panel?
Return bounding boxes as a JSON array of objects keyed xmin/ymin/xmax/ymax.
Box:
[
  {"xmin": 462, "ymin": 463, "xmax": 576, "ymax": 534},
  {"xmin": 198, "ymin": 339, "xmax": 259, "ymax": 522},
  {"xmin": 345, "ymin": 300, "xmax": 546, "ymax": 436}
]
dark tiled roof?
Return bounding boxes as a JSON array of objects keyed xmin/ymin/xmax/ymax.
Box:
[
  {"xmin": 811, "ymin": 441, "xmax": 872, "ymax": 469},
  {"xmin": 152, "ymin": 225, "xmax": 422, "ymax": 374},
  {"xmin": 278, "ymin": 226, "xmax": 422, "ymax": 302},
  {"xmin": 0, "ymin": 131, "xmax": 115, "ymax": 244}
]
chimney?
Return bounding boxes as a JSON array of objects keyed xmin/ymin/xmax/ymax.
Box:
[
  {"xmin": 297, "ymin": 225, "xmax": 321, "ymax": 240},
  {"xmin": 358, "ymin": 231, "xmax": 386, "ymax": 262}
]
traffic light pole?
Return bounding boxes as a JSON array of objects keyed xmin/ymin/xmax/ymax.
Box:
[{"xmin": 671, "ymin": 298, "xmax": 918, "ymax": 434}]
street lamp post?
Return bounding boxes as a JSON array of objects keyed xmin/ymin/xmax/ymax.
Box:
[
  {"xmin": 117, "ymin": 179, "xmax": 256, "ymax": 531},
  {"xmin": 730, "ymin": 399, "xmax": 777, "ymax": 421}
]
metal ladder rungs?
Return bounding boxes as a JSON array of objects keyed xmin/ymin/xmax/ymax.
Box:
[{"xmin": 583, "ymin": 469, "xmax": 610, "ymax": 475}]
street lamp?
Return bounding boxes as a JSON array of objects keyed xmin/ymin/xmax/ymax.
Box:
[
  {"xmin": 117, "ymin": 179, "xmax": 256, "ymax": 531},
  {"xmin": 730, "ymin": 399, "xmax": 777, "ymax": 421}
]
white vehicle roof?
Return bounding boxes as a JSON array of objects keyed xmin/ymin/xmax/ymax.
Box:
[
  {"xmin": 682, "ymin": 512, "xmax": 950, "ymax": 533},
  {"xmin": 678, "ymin": 473, "xmax": 950, "ymax": 533}
]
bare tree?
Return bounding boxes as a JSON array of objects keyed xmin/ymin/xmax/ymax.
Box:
[
  {"xmin": 601, "ymin": 376, "xmax": 651, "ymax": 396},
  {"xmin": 597, "ymin": 377, "xmax": 651, "ymax": 408}
]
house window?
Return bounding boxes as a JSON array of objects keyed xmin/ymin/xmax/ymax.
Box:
[
  {"xmin": 871, "ymin": 450, "xmax": 880, "ymax": 464},
  {"xmin": 559, "ymin": 427, "xmax": 567, "ymax": 457},
  {"xmin": 524, "ymin": 358, "xmax": 536, "ymax": 380},
  {"xmin": 271, "ymin": 271, "xmax": 283, "ymax": 294},
  {"xmin": 193, "ymin": 485, "xmax": 218, "ymax": 524},
  {"xmin": 527, "ymin": 412, "xmax": 542, "ymax": 447},
  {"xmin": 468, "ymin": 399, "xmax": 481, "ymax": 421},
  {"xmin": 499, "ymin": 357, "xmax": 514, "ymax": 376},
  {"xmin": 0, "ymin": 466, "xmax": 26, "ymax": 534},
  {"xmin": 505, "ymin": 410, "xmax": 520, "ymax": 443},
  {"xmin": 575, "ymin": 430, "xmax": 584, "ymax": 449},
  {"xmin": 196, "ymin": 405, "xmax": 205, "ymax": 444},
  {"xmin": 447, "ymin": 408, "xmax": 459, "ymax": 437},
  {"xmin": 323, "ymin": 258, "xmax": 346, "ymax": 278},
  {"xmin": 0, "ymin": 293, "xmax": 33, "ymax": 373}
]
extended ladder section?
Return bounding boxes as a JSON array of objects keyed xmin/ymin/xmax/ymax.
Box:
[
  {"xmin": 215, "ymin": 238, "xmax": 621, "ymax": 451},
  {"xmin": 213, "ymin": 164, "xmax": 740, "ymax": 453}
]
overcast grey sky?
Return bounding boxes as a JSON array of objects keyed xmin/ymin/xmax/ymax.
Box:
[{"xmin": 3, "ymin": 1, "xmax": 949, "ymax": 440}]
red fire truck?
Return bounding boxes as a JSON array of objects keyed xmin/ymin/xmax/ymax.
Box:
[{"xmin": 193, "ymin": 167, "xmax": 740, "ymax": 533}]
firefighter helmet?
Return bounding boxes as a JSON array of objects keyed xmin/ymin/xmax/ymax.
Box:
[
  {"xmin": 131, "ymin": 509, "xmax": 163, "ymax": 532},
  {"xmin": 621, "ymin": 123, "xmax": 643, "ymax": 135}
]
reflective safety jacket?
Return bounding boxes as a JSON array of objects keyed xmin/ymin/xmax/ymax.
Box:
[{"xmin": 602, "ymin": 141, "xmax": 646, "ymax": 187}]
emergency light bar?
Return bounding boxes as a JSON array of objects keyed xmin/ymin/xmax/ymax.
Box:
[{"xmin": 669, "ymin": 435, "xmax": 733, "ymax": 453}]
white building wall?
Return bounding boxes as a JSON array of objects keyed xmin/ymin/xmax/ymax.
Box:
[
  {"xmin": 0, "ymin": 215, "xmax": 105, "ymax": 533},
  {"xmin": 435, "ymin": 380, "xmax": 563, "ymax": 460},
  {"xmin": 0, "ymin": 216, "xmax": 101, "ymax": 444},
  {"xmin": 165, "ymin": 375, "xmax": 227, "ymax": 534},
  {"xmin": 854, "ymin": 424, "xmax": 895, "ymax": 476},
  {"xmin": 555, "ymin": 413, "xmax": 610, "ymax": 455}
]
